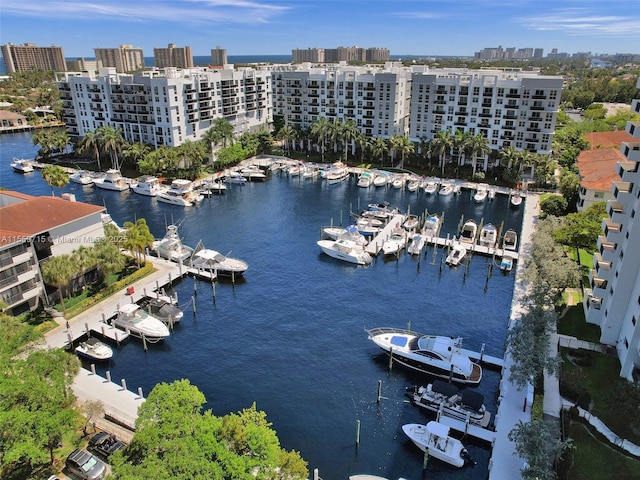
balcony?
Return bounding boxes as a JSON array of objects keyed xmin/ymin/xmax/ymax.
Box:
[
  {"xmin": 503, "ymin": 114, "xmax": 518, "ymax": 120},
  {"xmin": 607, "ymin": 201, "xmax": 625, "ymax": 222},
  {"xmin": 603, "ymin": 218, "xmax": 622, "ymax": 243},
  {"xmin": 617, "ymin": 160, "xmax": 639, "ymax": 179},
  {"xmin": 622, "ymin": 142, "xmax": 640, "ymax": 162},
  {"xmin": 589, "ymin": 271, "xmax": 608, "ymax": 294},
  {"xmin": 613, "ymin": 180, "xmax": 633, "ymax": 201}
]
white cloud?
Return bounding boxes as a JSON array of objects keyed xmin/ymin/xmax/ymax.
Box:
[{"xmin": 519, "ymin": 9, "xmax": 640, "ymax": 37}]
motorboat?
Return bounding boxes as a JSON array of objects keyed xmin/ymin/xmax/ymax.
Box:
[
  {"xmin": 479, "ymin": 223, "xmax": 498, "ymax": 247},
  {"xmin": 423, "ymin": 180, "xmax": 439, "ymax": 194},
  {"xmin": 132, "ymin": 175, "xmax": 167, "ymax": 196},
  {"xmin": 151, "ymin": 224, "xmax": 194, "ymax": 263},
  {"xmin": 355, "ymin": 217, "xmax": 381, "ymax": 236},
  {"xmin": 403, "ymin": 214, "xmax": 419, "ymax": 231},
  {"xmin": 190, "ymin": 247, "xmax": 249, "ymax": 278},
  {"xmin": 240, "ymin": 166, "xmax": 267, "ymax": 181},
  {"xmin": 200, "ymin": 178, "xmax": 227, "ymax": 195},
  {"xmin": 322, "ymin": 224, "xmax": 368, "ymax": 246},
  {"xmin": 488, "ymin": 188, "xmax": 496, "ymax": 200},
  {"xmin": 392, "ymin": 175, "xmax": 405, "ymax": 189},
  {"xmin": 325, "ymin": 162, "xmax": 349, "ymax": 184},
  {"xmin": 373, "ymin": 173, "xmax": 388, "ymax": 187},
  {"xmin": 422, "ymin": 214, "xmax": 440, "ymax": 238},
  {"xmin": 503, "ymin": 229, "xmax": 518, "ymax": 251},
  {"xmin": 112, "ymin": 304, "xmax": 170, "ymax": 340},
  {"xmin": 10, "ymin": 158, "xmax": 34, "ymax": 173},
  {"xmin": 301, "ymin": 165, "xmax": 319, "ymax": 179},
  {"xmin": 408, "ymin": 233, "xmax": 427, "ymax": 256},
  {"xmin": 224, "ymin": 171, "xmax": 248, "ymax": 184},
  {"xmin": 458, "ymin": 219, "xmax": 478, "ymax": 245},
  {"xmin": 362, "ymin": 202, "xmax": 399, "ymax": 222},
  {"xmin": 409, "ymin": 381, "xmax": 491, "ymax": 428},
  {"xmin": 402, "ymin": 422, "xmax": 473, "ymax": 468},
  {"xmin": 69, "ymin": 170, "xmax": 94, "ymax": 185},
  {"xmin": 439, "ymin": 183, "xmax": 454, "ymax": 196},
  {"xmin": 510, "ymin": 190, "xmax": 523, "ymax": 208},
  {"xmin": 139, "ymin": 297, "xmax": 183, "ymax": 324},
  {"xmin": 367, "ymin": 328, "xmax": 482, "ymax": 384},
  {"xmin": 93, "ymin": 169, "xmax": 130, "ymax": 191},
  {"xmin": 445, "ymin": 244, "xmax": 467, "ymax": 266},
  {"xmin": 157, "ymin": 179, "xmax": 203, "ymax": 207},
  {"xmin": 382, "ymin": 228, "xmax": 407, "ymax": 256},
  {"xmin": 74, "ymin": 337, "xmax": 113, "ymax": 362},
  {"xmin": 317, "ymin": 238, "xmax": 372, "ymax": 265},
  {"xmin": 407, "ymin": 178, "xmax": 421, "ymax": 192},
  {"xmin": 287, "ymin": 164, "xmax": 301, "ymax": 176},
  {"xmin": 500, "ymin": 253, "xmax": 514, "ymax": 272},
  {"xmin": 473, "ymin": 185, "xmax": 488, "ymax": 203},
  {"xmin": 357, "ymin": 172, "xmax": 374, "ymax": 188}
]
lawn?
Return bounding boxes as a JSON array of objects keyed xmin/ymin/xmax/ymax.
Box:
[{"xmin": 558, "ymin": 305, "xmax": 602, "ymax": 344}]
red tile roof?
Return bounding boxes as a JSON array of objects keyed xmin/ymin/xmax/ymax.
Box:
[
  {"xmin": 576, "ymin": 148, "xmax": 625, "ymax": 191},
  {"xmin": 0, "ymin": 192, "xmax": 105, "ymax": 247},
  {"xmin": 583, "ymin": 130, "xmax": 635, "ymax": 149}
]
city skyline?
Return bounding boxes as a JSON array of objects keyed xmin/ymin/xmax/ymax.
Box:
[{"xmin": 1, "ymin": 0, "xmax": 639, "ymax": 59}]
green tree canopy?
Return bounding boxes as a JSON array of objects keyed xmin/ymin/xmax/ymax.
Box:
[{"xmin": 552, "ymin": 202, "xmax": 607, "ymax": 254}]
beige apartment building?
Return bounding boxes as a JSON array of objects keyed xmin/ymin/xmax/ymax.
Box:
[
  {"xmin": 94, "ymin": 45, "xmax": 144, "ymax": 72},
  {"xmin": 154, "ymin": 43, "xmax": 194, "ymax": 69},
  {"xmin": 1, "ymin": 42, "xmax": 67, "ymax": 73}
]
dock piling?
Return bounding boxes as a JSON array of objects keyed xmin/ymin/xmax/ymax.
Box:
[
  {"xmin": 120, "ymin": 378, "xmax": 127, "ymax": 391},
  {"xmin": 377, "ymin": 379, "xmax": 382, "ymax": 403},
  {"xmin": 137, "ymin": 387, "xmax": 144, "ymax": 399},
  {"xmin": 105, "ymin": 371, "xmax": 111, "ymax": 383},
  {"xmin": 388, "ymin": 347, "xmax": 393, "ymax": 370},
  {"xmin": 142, "ymin": 334, "xmax": 147, "ymax": 351},
  {"xmin": 192, "ymin": 295, "xmax": 196, "ymax": 315},
  {"xmin": 90, "ymin": 364, "xmax": 96, "ymax": 375},
  {"xmin": 356, "ymin": 420, "xmax": 361, "ymax": 446}
]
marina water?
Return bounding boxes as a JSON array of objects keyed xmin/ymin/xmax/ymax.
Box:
[{"xmin": 1, "ymin": 132, "xmax": 524, "ymax": 479}]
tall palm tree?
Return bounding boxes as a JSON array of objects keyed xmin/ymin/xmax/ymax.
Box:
[
  {"xmin": 392, "ymin": 135, "xmax": 415, "ymax": 170},
  {"xmin": 452, "ymin": 129, "xmax": 472, "ymax": 167},
  {"xmin": 341, "ymin": 119, "xmax": 360, "ymax": 163},
  {"xmin": 211, "ymin": 117, "xmax": 234, "ymax": 148},
  {"xmin": 96, "ymin": 126, "xmax": 125, "ymax": 170},
  {"xmin": 310, "ymin": 117, "xmax": 331, "ymax": 162},
  {"xmin": 41, "ymin": 165, "xmax": 69, "ymax": 196},
  {"xmin": 370, "ymin": 137, "xmax": 388, "ymax": 166},
  {"xmin": 327, "ymin": 120, "xmax": 343, "ymax": 156},
  {"xmin": 93, "ymin": 239, "xmax": 126, "ymax": 286},
  {"xmin": 123, "ymin": 219, "xmax": 154, "ymax": 268},
  {"xmin": 122, "ymin": 142, "xmax": 151, "ymax": 170},
  {"xmin": 277, "ymin": 125, "xmax": 297, "ymax": 155},
  {"xmin": 77, "ymin": 130, "xmax": 102, "ymax": 170},
  {"xmin": 430, "ymin": 129, "xmax": 454, "ymax": 176},
  {"xmin": 469, "ymin": 133, "xmax": 491, "ymax": 177},
  {"xmin": 73, "ymin": 245, "xmax": 96, "ymax": 291},
  {"xmin": 41, "ymin": 255, "xmax": 75, "ymax": 316}
]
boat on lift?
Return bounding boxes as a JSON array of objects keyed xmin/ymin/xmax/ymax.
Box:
[
  {"xmin": 75, "ymin": 337, "xmax": 113, "ymax": 361},
  {"xmin": 503, "ymin": 229, "xmax": 518, "ymax": 251},
  {"xmin": 458, "ymin": 220, "xmax": 478, "ymax": 245},
  {"xmin": 479, "ymin": 223, "xmax": 498, "ymax": 247},
  {"xmin": 402, "ymin": 422, "xmax": 474, "ymax": 468}
]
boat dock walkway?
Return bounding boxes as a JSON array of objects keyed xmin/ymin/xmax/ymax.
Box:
[
  {"xmin": 425, "ymin": 234, "xmax": 520, "ymax": 261},
  {"xmin": 364, "ymin": 214, "xmax": 407, "ymax": 255},
  {"xmin": 459, "ymin": 347, "xmax": 504, "ymax": 369},
  {"xmin": 438, "ymin": 414, "xmax": 497, "ymax": 444}
]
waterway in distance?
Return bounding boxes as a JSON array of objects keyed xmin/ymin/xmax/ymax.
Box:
[{"xmin": 1, "ymin": 132, "xmax": 525, "ymax": 479}]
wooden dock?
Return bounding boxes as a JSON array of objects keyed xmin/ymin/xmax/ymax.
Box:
[
  {"xmin": 364, "ymin": 214, "xmax": 407, "ymax": 255},
  {"xmin": 460, "ymin": 347, "xmax": 504, "ymax": 369},
  {"xmin": 425, "ymin": 235, "xmax": 519, "ymax": 262},
  {"xmin": 438, "ymin": 414, "xmax": 497, "ymax": 444}
]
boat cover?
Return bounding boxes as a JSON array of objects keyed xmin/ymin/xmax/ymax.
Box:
[
  {"xmin": 426, "ymin": 421, "xmax": 450, "ymax": 438},
  {"xmin": 460, "ymin": 389, "xmax": 485, "ymax": 411},
  {"xmin": 431, "ymin": 380, "xmax": 459, "ymax": 397}
]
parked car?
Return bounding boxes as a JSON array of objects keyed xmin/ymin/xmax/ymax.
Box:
[
  {"xmin": 65, "ymin": 449, "xmax": 106, "ymax": 480},
  {"xmin": 88, "ymin": 432, "xmax": 126, "ymax": 458}
]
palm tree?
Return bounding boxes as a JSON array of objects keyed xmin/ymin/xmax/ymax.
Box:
[
  {"xmin": 122, "ymin": 219, "xmax": 154, "ymax": 268},
  {"xmin": 96, "ymin": 126, "xmax": 125, "ymax": 170},
  {"xmin": 452, "ymin": 129, "xmax": 472, "ymax": 168},
  {"xmin": 370, "ymin": 137, "xmax": 389, "ymax": 166},
  {"xmin": 499, "ymin": 145, "xmax": 525, "ymax": 186},
  {"xmin": 41, "ymin": 255, "xmax": 75, "ymax": 316},
  {"xmin": 469, "ymin": 133, "xmax": 491, "ymax": 177},
  {"xmin": 73, "ymin": 245, "xmax": 96, "ymax": 291},
  {"xmin": 430, "ymin": 129, "xmax": 454, "ymax": 176},
  {"xmin": 41, "ymin": 165, "xmax": 69, "ymax": 196},
  {"xmin": 122, "ymin": 142, "xmax": 151, "ymax": 170},
  {"xmin": 310, "ymin": 117, "xmax": 331, "ymax": 162},
  {"xmin": 341, "ymin": 119, "xmax": 360, "ymax": 163},
  {"xmin": 211, "ymin": 117, "xmax": 234, "ymax": 148},
  {"xmin": 277, "ymin": 125, "xmax": 297, "ymax": 155},
  {"xmin": 94, "ymin": 239, "xmax": 127, "ymax": 286},
  {"xmin": 392, "ymin": 135, "xmax": 415, "ymax": 170},
  {"xmin": 327, "ymin": 120, "xmax": 343, "ymax": 156},
  {"xmin": 77, "ymin": 130, "xmax": 102, "ymax": 170}
]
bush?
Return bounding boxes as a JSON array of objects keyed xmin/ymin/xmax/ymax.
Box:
[{"xmin": 541, "ymin": 195, "xmax": 568, "ymax": 217}]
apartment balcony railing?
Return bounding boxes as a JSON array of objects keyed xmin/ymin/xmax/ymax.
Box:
[
  {"xmin": 622, "ymin": 142, "xmax": 640, "ymax": 162},
  {"xmin": 613, "ymin": 180, "xmax": 633, "ymax": 201},
  {"xmin": 617, "ymin": 160, "xmax": 639, "ymax": 179}
]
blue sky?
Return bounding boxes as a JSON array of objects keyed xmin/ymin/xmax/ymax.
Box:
[{"xmin": 1, "ymin": 0, "xmax": 639, "ymax": 58}]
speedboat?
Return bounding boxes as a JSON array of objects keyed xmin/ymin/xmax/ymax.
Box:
[
  {"xmin": 373, "ymin": 173, "xmax": 388, "ymax": 187},
  {"xmin": 317, "ymin": 238, "xmax": 372, "ymax": 265},
  {"xmin": 503, "ymin": 229, "xmax": 518, "ymax": 250},
  {"xmin": 69, "ymin": 170, "xmax": 94, "ymax": 185},
  {"xmin": 93, "ymin": 169, "xmax": 130, "ymax": 191},
  {"xmin": 322, "ymin": 224, "xmax": 368, "ymax": 246},
  {"xmin": 409, "ymin": 381, "xmax": 491, "ymax": 428},
  {"xmin": 382, "ymin": 228, "xmax": 407, "ymax": 256},
  {"xmin": 362, "ymin": 202, "xmax": 399, "ymax": 222},
  {"xmin": 402, "ymin": 422, "xmax": 474, "ymax": 468},
  {"xmin": 75, "ymin": 337, "xmax": 113, "ymax": 362},
  {"xmin": 301, "ymin": 165, "xmax": 319, "ymax": 179},
  {"xmin": 423, "ymin": 180, "xmax": 439, "ymax": 194},
  {"xmin": 225, "ymin": 171, "xmax": 248, "ymax": 184},
  {"xmin": 403, "ymin": 214, "xmax": 419, "ymax": 232},
  {"xmin": 510, "ymin": 190, "xmax": 523, "ymax": 208},
  {"xmin": 357, "ymin": 172, "xmax": 374, "ymax": 188},
  {"xmin": 473, "ymin": 185, "xmax": 488, "ymax": 203},
  {"xmin": 240, "ymin": 166, "xmax": 267, "ymax": 181},
  {"xmin": 407, "ymin": 178, "xmax": 421, "ymax": 192},
  {"xmin": 200, "ymin": 179, "xmax": 227, "ymax": 195},
  {"xmin": 355, "ymin": 217, "xmax": 381, "ymax": 236},
  {"xmin": 479, "ymin": 223, "xmax": 497, "ymax": 247},
  {"xmin": 408, "ymin": 233, "xmax": 427, "ymax": 256},
  {"xmin": 392, "ymin": 175, "xmax": 405, "ymax": 189},
  {"xmin": 151, "ymin": 225, "xmax": 194, "ymax": 263},
  {"xmin": 446, "ymin": 244, "xmax": 467, "ymax": 266},
  {"xmin": 422, "ymin": 214, "xmax": 440, "ymax": 237},
  {"xmin": 458, "ymin": 219, "xmax": 478, "ymax": 245},
  {"xmin": 325, "ymin": 162, "xmax": 349, "ymax": 184},
  {"xmin": 10, "ymin": 158, "xmax": 34, "ymax": 173},
  {"xmin": 287, "ymin": 164, "xmax": 301, "ymax": 176},
  {"xmin": 500, "ymin": 253, "xmax": 514, "ymax": 272},
  {"xmin": 139, "ymin": 297, "xmax": 183, "ymax": 324},
  {"xmin": 132, "ymin": 175, "xmax": 167, "ymax": 196},
  {"xmin": 112, "ymin": 304, "xmax": 170, "ymax": 341},
  {"xmin": 439, "ymin": 183, "xmax": 454, "ymax": 196},
  {"xmin": 190, "ymin": 248, "xmax": 249, "ymax": 277},
  {"xmin": 157, "ymin": 179, "xmax": 203, "ymax": 206},
  {"xmin": 367, "ymin": 327, "xmax": 483, "ymax": 384}
]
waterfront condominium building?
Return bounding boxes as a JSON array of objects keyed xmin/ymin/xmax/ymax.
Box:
[
  {"xmin": 1, "ymin": 42, "xmax": 67, "ymax": 73},
  {"xmin": 154, "ymin": 43, "xmax": 194, "ymax": 69},
  {"xmin": 271, "ymin": 62, "xmax": 411, "ymax": 139},
  {"xmin": 94, "ymin": 45, "xmax": 145, "ymax": 73},
  {"xmin": 56, "ymin": 66, "xmax": 272, "ymax": 147},
  {"xmin": 585, "ymin": 76, "xmax": 640, "ymax": 380},
  {"xmin": 211, "ymin": 46, "xmax": 228, "ymax": 67},
  {"xmin": 408, "ymin": 67, "xmax": 563, "ymax": 171},
  {"xmin": 294, "ymin": 46, "xmax": 390, "ymax": 64},
  {"xmin": 292, "ymin": 48, "xmax": 325, "ymax": 63}
]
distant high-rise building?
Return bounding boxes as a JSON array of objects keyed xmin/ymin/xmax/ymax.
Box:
[
  {"xmin": 292, "ymin": 48, "xmax": 325, "ymax": 63},
  {"xmin": 366, "ymin": 48, "xmax": 390, "ymax": 62},
  {"xmin": 210, "ymin": 46, "xmax": 227, "ymax": 66},
  {"xmin": 293, "ymin": 46, "xmax": 389, "ymax": 63},
  {"xmin": 533, "ymin": 48, "xmax": 544, "ymax": 58},
  {"xmin": 66, "ymin": 58, "xmax": 102, "ymax": 73},
  {"xmin": 154, "ymin": 43, "xmax": 194, "ymax": 69},
  {"xmin": 1, "ymin": 42, "xmax": 67, "ymax": 73},
  {"xmin": 94, "ymin": 45, "xmax": 144, "ymax": 72}
]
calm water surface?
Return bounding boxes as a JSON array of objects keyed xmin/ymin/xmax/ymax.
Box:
[{"xmin": 1, "ymin": 132, "xmax": 525, "ymax": 480}]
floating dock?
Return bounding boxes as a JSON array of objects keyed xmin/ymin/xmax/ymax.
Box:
[
  {"xmin": 364, "ymin": 214, "xmax": 407, "ymax": 255},
  {"xmin": 426, "ymin": 235, "xmax": 519, "ymax": 262}
]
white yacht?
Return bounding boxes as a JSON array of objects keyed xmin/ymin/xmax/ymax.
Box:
[
  {"xmin": 112, "ymin": 304, "xmax": 170, "ymax": 341},
  {"xmin": 157, "ymin": 179, "xmax": 203, "ymax": 206},
  {"xmin": 473, "ymin": 185, "xmax": 488, "ymax": 203},
  {"xmin": 357, "ymin": 172, "xmax": 374, "ymax": 188},
  {"xmin": 93, "ymin": 169, "xmax": 130, "ymax": 191},
  {"xmin": 74, "ymin": 337, "xmax": 113, "ymax": 361},
  {"xmin": 503, "ymin": 229, "xmax": 518, "ymax": 250},
  {"xmin": 322, "ymin": 225, "xmax": 368, "ymax": 246},
  {"xmin": 423, "ymin": 180, "xmax": 439, "ymax": 194},
  {"xmin": 317, "ymin": 238, "xmax": 372, "ymax": 265},
  {"xmin": 479, "ymin": 223, "xmax": 498, "ymax": 247},
  {"xmin": 69, "ymin": 170, "xmax": 94, "ymax": 185},
  {"xmin": 458, "ymin": 219, "xmax": 478, "ymax": 245},
  {"xmin": 11, "ymin": 158, "xmax": 34, "ymax": 173},
  {"xmin": 422, "ymin": 214, "xmax": 440, "ymax": 237},
  {"xmin": 382, "ymin": 228, "xmax": 407, "ymax": 256},
  {"xmin": 151, "ymin": 224, "xmax": 194, "ymax": 263},
  {"xmin": 132, "ymin": 175, "xmax": 167, "ymax": 196},
  {"xmin": 439, "ymin": 183, "xmax": 454, "ymax": 196},
  {"xmin": 402, "ymin": 422, "xmax": 473, "ymax": 468},
  {"xmin": 240, "ymin": 166, "xmax": 267, "ymax": 181},
  {"xmin": 190, "ymin": 247, "xmax": 249, "ymax": 278},
  {"xmin": 446, "ymin": 244, "xmax": 467, "ymax": 266},
  {"xmin": 325, "ymin": 162, "xmax": 349, "ymax": 184},
  {"xmin": 407, "ymin": 233, "xmax": 427, "ymax": 256}
]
